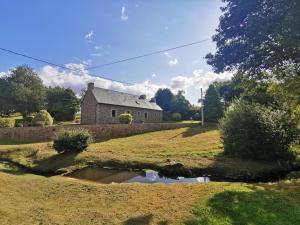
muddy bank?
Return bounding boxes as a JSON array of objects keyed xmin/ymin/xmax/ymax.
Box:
[{"xmin": 1, "ymin": 158, "xmax": 300, "ymax": 183}]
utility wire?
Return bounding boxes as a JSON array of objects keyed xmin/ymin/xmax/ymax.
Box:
[
  {"xmin": 0, "ymin": 39, "xmax": 210, "ymax": 87},
  {"xmin": 87, "ymin": 39, "xmax": 210, "ymax": 70}
]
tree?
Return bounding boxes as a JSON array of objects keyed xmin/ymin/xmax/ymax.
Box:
[
  {"xmin": 155, "ymin": 88, "xmax": 174, "ymax": 111},
  {"xmin": 203, "ymin": 85, "xmax": 223, "ymax": 122},
  {"xmin": 219, "ymin": 100, "xmax": 298, "ymax": 160},
  {"xmin": 0, "ymin": 76, "xmax": 13, "ymax": 116},
  {"xmin": 171, "ymin": 90, "xmax": 191, "ymax": 119},
  {"xmin": 7, "ymin": 66, "xmax": 46, "ymax": 117},
  {"xmin": 46, "ymin": 87, "xmax": 80, "ymax": 121},
  {"xmin": 206, "ymin": 0, "xmax": 300, "ymax": 77}
]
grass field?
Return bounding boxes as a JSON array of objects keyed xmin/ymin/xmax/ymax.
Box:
[
  {"xmin": 0, "ymin": 124, "xmax": 296, "ymax": 179},
  {"xmin": 1, "ymin": 125, "xmax": 300, "ymax": 224},
  {"xmin": 0, "ymin": 168, "xmax": 299, "ymax": 225}
]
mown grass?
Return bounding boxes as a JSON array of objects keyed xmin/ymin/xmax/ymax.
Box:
[
  {"xmin": 0, "ymin": 124, "xmax": 296, "ymax": 178},
  {"xmin": 0, "ymin": 168, "xmax": 299, "ymax": 225}
]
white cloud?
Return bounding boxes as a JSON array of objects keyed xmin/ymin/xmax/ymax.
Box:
[
  {"xmin": 94, "ymin": 45, "xmax": 103, "ymax": 50},
  {"xmin": 168, "ymin": 58, "xmax": 179, "ymax": 66},
  {"xmin": 170, "ymin": 70, "xmax": 233, "ymax": 91},
  {"xmin": 0, "ymin": 72, "xmax": 6, "ymax": 77},
  {"xmin": 164, "ymin": 52, "xmax": 170, "ymax": 57},
  {"xmin": 151, "ymin": 73, "xmax": 157, "ymax": 78},
  {"xmin": 121, "ymin": 6, "xmax": 128, "ymax": 20},
  {"xmin": 84, "ymin": 31, "xmax": 94, "ymax": 42},
  {"xmin": 90, "ymin": 53, "xmax": 102, "ymax": 57},
  {"xmin": 38, "ymin": 64, "xmax": 166, "ymax": 97}
]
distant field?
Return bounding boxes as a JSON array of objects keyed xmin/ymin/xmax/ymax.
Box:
[{"xmin": 0, "ymin": 124, "xmax": 292, "ymax": 178}]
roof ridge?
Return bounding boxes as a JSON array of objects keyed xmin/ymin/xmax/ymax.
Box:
[{"xmin": 93, "ymin": 86, "xmax": 143, "ymax": 98}]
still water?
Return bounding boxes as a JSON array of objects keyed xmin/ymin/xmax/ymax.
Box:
[{"xmin": 66, "ymin": 167, "xmax": 210, "ymax": 184}]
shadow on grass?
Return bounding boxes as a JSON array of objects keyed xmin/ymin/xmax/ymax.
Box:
[
  {"xmin": 33, "ymin": 151, "xmax": 80, "ymax": 173},
  {"xmin": 184, "ymin": 188, "xmax": 300, "ymax": 225},
  {"xmin": 123, "ymin": 214, "xmax": 169, "ymax": 225},
  {"xmin": 169, "ymin": 123, "xmax": 217, "ymax": 140}
]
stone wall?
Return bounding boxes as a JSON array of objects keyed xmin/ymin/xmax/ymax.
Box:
[
  {"xmin": 81, "ymin": 90, "xmax": 97, "ymax": 125},
  {"xmin": 0, "ymin": 123, "xmax": 194, "ymax": 143},
  {"xmin": 96, "ymin": 104, "xmax": 163, "ymax": 124}
]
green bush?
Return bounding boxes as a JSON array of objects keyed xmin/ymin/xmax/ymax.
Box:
[
  {"xmin": 171, "ymin": 113, "xmax": 182, "ymax": 121},
  {"xmin": 0, "ymin": 117, "xmax": 15, "ymax": 128},
  {"xmin": 53, "ymin": 128, "xmax": 94, "ymax": 153},
  {"xmin": 219, "ymin": 100, "xmax": 299, "ymax": 160},
  {"xmin": 32, "ymin": 110, "xmax": 53, "ymax": 126},
  {"xmin": 119, "ymin": 113, "xmax": 133, "ymax": 124}
]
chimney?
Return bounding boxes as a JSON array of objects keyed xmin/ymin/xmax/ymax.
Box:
[
  {"xmin": 88, "ymin": 82, "xmax": 94, "ymax": 90},
  {"xmin": 139, "ymin": 94, "xmax": 146, "ymax": 100},
  {"xmin": 150, "ymin": 97, "xmax": 156, "ymax": 103}
]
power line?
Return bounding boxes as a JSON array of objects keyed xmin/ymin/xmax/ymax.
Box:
[
  {"xmin": 0, "ymin": 47, "xmax": 135, "ymax": 86},
  {"xmin": 0, "ymin": 39, "xmax": 210, "ymax": 88},
  {"xmin": 87, "ymin": 39, "xmax": 210, "ymax": 70}
]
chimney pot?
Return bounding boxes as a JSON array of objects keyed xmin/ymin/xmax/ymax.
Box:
[
  {"xmin": 88, "ymin": 82, "xmax": 94, "ymax": 90},
  {"xmin": 139, "ymin": 94, "xmax": 146, "ymax": 100}
]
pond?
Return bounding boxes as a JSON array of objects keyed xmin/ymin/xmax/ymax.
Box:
[{"xmin": 66, "ymin": 167, "xmax": 211, "ymax": 184}]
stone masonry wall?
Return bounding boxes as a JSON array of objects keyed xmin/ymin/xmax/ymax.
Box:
[
  {"xmin": 96, "ymin": 104, "xmax": 163, "ymax": 124},
  {"xmin": 0, "ymin": 123, "xmax": 194, "ymax": 143}
]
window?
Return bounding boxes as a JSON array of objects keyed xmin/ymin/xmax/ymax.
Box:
[
  {"xmin": 137, "ymin": 111, "xmax": 141, "ymax": 116},
  {"xmin": 145, "ymin": 112, "xmax": 148, "ymax": 119},
  {"xmin": 111, "ymin": 109, "xmax": 116, "ymax": 118}
]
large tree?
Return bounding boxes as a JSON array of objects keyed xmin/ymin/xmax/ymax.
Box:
[
  {"xmin": 155, "ymin": 88, "xmax": 174, "ymax": 111},
  {"xmin": 7, "ymin": 66, "xmax": 46, "ymax": 117},
  {"xmin": 206, "ymin": 0, "xmax": 300, "ymax": 77},
  {"xmin": 203, "ymin": 85, "xmax": 223, "ymax": 122},
  {"xmin": 46, "ymin": 87, "xmax": 80, "ymax": 121}
]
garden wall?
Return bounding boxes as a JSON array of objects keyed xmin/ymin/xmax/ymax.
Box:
[{"xmin": 0, "ymin": 123, "xmax": 195, "ymax": 143}]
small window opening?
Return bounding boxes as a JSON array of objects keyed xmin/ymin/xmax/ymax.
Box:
[
  {"xmin": 112, "ymin": 110, "xmax": 116, "ymax": 117},
  {"xmin": 145, "ymin": 112, "xmax": 148, "ymax": 119}
]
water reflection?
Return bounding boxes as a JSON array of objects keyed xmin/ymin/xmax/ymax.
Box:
[{"xmin": 67, "ymin": 167, "xmax": 210, "ymax": 184}]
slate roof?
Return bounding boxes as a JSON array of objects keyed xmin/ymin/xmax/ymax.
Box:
[{"xmin": 91, "ymin": 87, "xmax": 162, "ymax": 111}]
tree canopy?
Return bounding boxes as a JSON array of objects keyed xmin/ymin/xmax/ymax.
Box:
[
  {"xmin": 206, "ymin": 0, "xmax": 300, "ymax": 76},
  {"xmin": 2, "ymin": 66, "xmax": 46, "ymax": 116},
  {"xmin": 203, "ymin": 84, "xmax": 223, "ymax": 122},
  {"xmin": 46, "ymin": 87, "xmax": 80, "ymax": 121},
  {"xmin": 155, "ymin": 88, "xmax": 174, "ymax": 111}
]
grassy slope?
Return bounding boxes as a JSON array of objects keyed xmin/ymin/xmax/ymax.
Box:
[
  {"xmin": 0, "ymin": 124, "xmax": 294, "ymax": 178},
  {"xmin": 0, "ymin": 170, "xmax": 299, "ymax": 225}
]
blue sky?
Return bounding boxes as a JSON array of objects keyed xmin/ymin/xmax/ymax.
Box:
[{"xmin": 0, "ymin": 0, "xmax": 232, "ymax": 103}]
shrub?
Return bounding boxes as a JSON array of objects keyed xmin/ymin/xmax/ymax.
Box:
[
  {"xmin": 119, "ymin": 113, "xmax": 133, "ymax": 124},
  {"xmin": 219, "ymin": 100, "xmax": 299, "ymax": 161},
  {"xmin": 0, "ymin": 117, "xmax": 14, "ymax": 128},
  {"xmin": 32, "ymin": 110, "xmax": 53, "ymax": 126},
  {"xmin": 53, "ymin": 128, "xmax": 93, "ymax": 153},
  {"xmin": 171, "ymin": 113, "xmax": 182, "ymax": 121},
  {"xmin": 15, "ymin": 118, "xmax": 24, "ymax": 127}
]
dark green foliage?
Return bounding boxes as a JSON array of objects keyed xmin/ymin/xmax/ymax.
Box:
[
  {"xmin": 119, "ymin": 113, "xmax": 133, "ymax": 124},
  {"xmin": 203, "ymin": 85, "xmax": 223, "ymax": 122},
  {"xmin": 214, "ymin": 73, "xmax": 274, "ymax": 107},
  {"xmin": 219, "ymin": 100, "xmax": 299, "ymax": 160},
  {"xmin": 53, "ymin": 128, "xmax": 93, "ymax": 153},
  {"xmin": 46, "ymin": 87, "xmax": 80, "ymax": 121},
  {"xmin": 155, "ymin": 88, "xmax": 174, "ymax": 111},
  {"xmin": 206, "ymin": 0, "xmax": 300, "ymax": 76},
  {"xmin": 155, "ymin": 89, "xmax": 191, "ymax": 119},
  {"xmin": 171, "ymin": 113, "xmax": 182, "ymax": 121},
  {"xmin": 6, "ymin": 66, "xmax": 46, "ymax": 117},
  {"xmin": 31, "ymin": 110, "xmax": 53, "ymax": 126},
  {"xmin": 0, "ymin": 77, "xmax": 14, "ymax": 116}
]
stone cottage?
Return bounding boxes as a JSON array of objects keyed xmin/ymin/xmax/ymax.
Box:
[{"xmin": 81, "ymin": 83, "xmax": 163, "ymax": 124}]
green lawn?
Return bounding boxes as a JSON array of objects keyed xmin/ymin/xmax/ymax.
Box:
[
  {"xmin": 0, "ymin": 168, "xmax": 299, "ymax": 225},
  {"xmin": 0, "ymin": 124, "xmax": 297, "ymax": 179}
]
